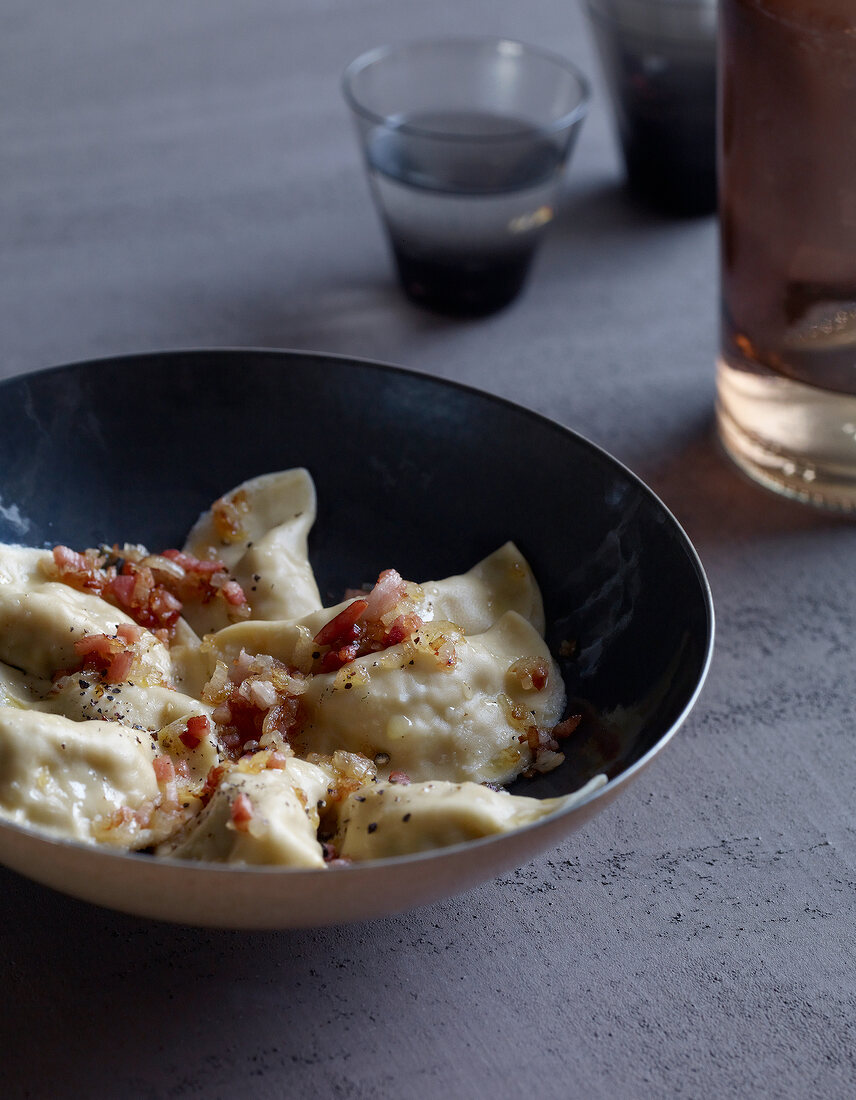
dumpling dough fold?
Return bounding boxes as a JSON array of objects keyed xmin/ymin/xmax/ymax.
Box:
[
  {"xmin": 0, "ymin": 707, "xmax": 158, "ymax": 844},
  {"xmin": 159, "ymin": 758, "xmax": 331, "ymax": 867},
  {"xmin": 417, "ymin": 542, "xmax": 546, "ymax": 637},
  {"xmin": 204, "ymin": 540, "xmax": 548, "ymax": 680},
  {"xmin": 182, "ymin": 469, "xmax": 321, "ymax": 633},
  {"xmin": 335, "ymin": 775, "xmax": 606, "ymax": 860}
]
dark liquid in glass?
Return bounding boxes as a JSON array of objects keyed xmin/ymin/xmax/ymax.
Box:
[
  {"xmin": 715, "ymin": 0, "xmax": 856, "ymax": 507},
  {"xmin": 618, "ymin": 52, "xmax": 716, "ymax": 215},
  {"xmin": 589, "ymin": 14, "xmax": 716, "ymax": 216},
  {"xmin": 367, "ymin": 110, "xmax": 563, "ymax": 316},
  {"xmin": 720, "ymin": 0, "xmax": 856, "ymax": 393}
]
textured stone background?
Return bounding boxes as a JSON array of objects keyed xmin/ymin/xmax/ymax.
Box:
[{"xmin": 2, "ymin": 1, "xmax": 855, "ymax": 1097}]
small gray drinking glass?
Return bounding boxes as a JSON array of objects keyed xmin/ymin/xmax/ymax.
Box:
[{"xmin": 343, "ymin": 37, "xmax": 590, "ymax": 316}]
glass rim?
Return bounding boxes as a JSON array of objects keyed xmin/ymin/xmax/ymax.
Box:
[
  {"xmin": 583, "ymin": 0, "xmax": 717, "ymax": 39},
  {"xmin": 341, "ymin": 35, "xmax": 591, "ymax": 142},
  {"xmin": 586, "ymin": 0, "xmax": 715, "ymax": 7}
]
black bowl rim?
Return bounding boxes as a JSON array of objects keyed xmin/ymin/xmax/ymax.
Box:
[{"xmin": 0, "ymin": 347, "xmax": 715, "ymax": 875}]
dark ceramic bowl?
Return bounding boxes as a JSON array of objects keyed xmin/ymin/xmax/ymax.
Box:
[{"xmin": 0, "ymin": 349, "xmax": 713, "ymax": 927}]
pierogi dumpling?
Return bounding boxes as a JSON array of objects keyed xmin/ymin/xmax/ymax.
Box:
[
  {"xmin": 334, "ymin": 774, "xmax": 606, "ymax": 860},
  {"xmin": 294, "ymin": 611, "xmax": 565, "ymax": 786},
  {"xmin": 416, "ymin": 541, "xmax": 546, "ymax": 637},
  {"xmin": 160, "ymin": 757, "xmax": 331, "ymax": 867},
  {"xmin": 0, "ymin": 707, "xmax": 159, "ymax": 844},
  {"xmin": 0, "ymin": 544, "xmax": 172, "ymax": 683},
  {"xmin": 182, "ymin": 468, "xmax": 321, "ymax": 633}
]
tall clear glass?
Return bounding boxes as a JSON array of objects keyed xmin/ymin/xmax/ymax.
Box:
[{"xmin": 717, "ymin": 0, "xmax": 856, "ymax": 510}]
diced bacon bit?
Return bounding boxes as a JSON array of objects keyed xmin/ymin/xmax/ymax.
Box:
[
  {"xmin": 388, "ymin": 771, "xmax": 411, "ymax": 786},
  {"xmin": 146, "ymin": 585, "xmax": 184, "ymax": 624},
  {"xmin": 107, "ymin": 806, "xmax": 135, "ymax": 828},
  {"xmin": 51, "ymin": 543, "xmax": 248, "ymax": 640},
  {"xmin": 383, "ymin": 613, "xmax": 418, "ymax": 648},
  {"xmin": 211, "ymin": 490, "xmax": 250, "ymax": 543},
  {"xmin": 362, "ymin": 568, "xmax": 407, "ymax": 620},
  {"xmin": 518, "ymin": 725, "xmax": 560, "ymax": 753},
  {"xmin": 160, "ymin": 549, "xmax": 223, "ymax": 575},
  {"xmin": 531, "ymin": 666, "xmax": 549, "ymax": 691},
  {"xmin": 201, "ymin": 763, "xmax": 228, "ymax": 804},
  {"xmin": 221, "ymin": 579, "xmax": 248, "ymax": 608},
  {"xmin": 519, "ymin": 724, "xmax": 569, "ymax": 778},
  {"xmin": 266, "ymin": 752, "xmax": 289, "ymax": 770},
  {"xmin": 230, "ymin": 792, "xmax": 254, "ymax": 832},
  {"xmin": 50, "ymin": 546, "xmax": 111, "ymax": 594},
  {"xmin": 204, "ymin": 651, "xmax": 306, "ymax": 761},
  {"xmin": 52, "ymin": 545, "xmax": 88, "ymax": 573},
  {"xmin": 108, "ymin": 572, "xmax": 135, "ymax": 605},
  {"xmin": 375, "ymin": 610, "xmax": 424, "ymax": 651},
  {"xmin": 103, "ymin": 563, "xmax": 183, "ymax": 636},
  {"xmin": 71, "ymin": 630, "xmax": 138, "ymax": 684},
  {"xmin": 314, "ymin": 600, "xmax": 368, "ymax": 647},
  {"xmin": 312, "ymin": 570, "xmax": 424, "ymax": 673},
  {"xmin": 153, "ymin": 755, "xmax": 179, "ymax": 807},
  {"xmin": 318, "ymin": 642, "xmax": 360, "ymax": 674},
  {"xmin": 106, "ymin": 649, "xmax": 134, "ymax": 683},
  {"xmin": 179, "ymin": 714, "xmax": 210, "ymax": 751},
  {"xmin": 73, "ymin": 633, "xmax": 116, "ymax": 658},
  {"xmin": 116, "ymin": 622, "xmax": 143, "ymax": 644},
  {"xmin": 153, "ymin": 755, "xmax": 174, "ymax": 782},
  {"xmin": 552, "ymin": 714, "xmax": 583, "ymax": 740}
]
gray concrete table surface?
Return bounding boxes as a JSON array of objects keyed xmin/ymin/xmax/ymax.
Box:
[{"xmin": 1, "ymin": 1, "xmax": 854, "ymax": 1097}]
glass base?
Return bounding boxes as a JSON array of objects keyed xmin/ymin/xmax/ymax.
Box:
[{"xmin": 716, "ymin": 356, "xmax": 856, "ymax": 513}]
